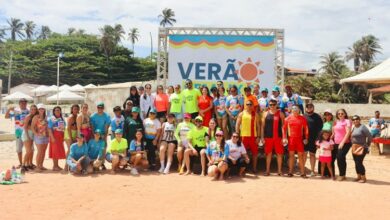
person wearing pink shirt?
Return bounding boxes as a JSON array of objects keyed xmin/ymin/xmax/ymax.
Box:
[{"xmin": 154, "ymin": 85, "xmax": 170, "ymax": 123}]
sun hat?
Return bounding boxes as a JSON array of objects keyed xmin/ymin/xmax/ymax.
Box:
[{"xmin": 37, "ymin": 103, "xmax": 45, "ymax": 109}]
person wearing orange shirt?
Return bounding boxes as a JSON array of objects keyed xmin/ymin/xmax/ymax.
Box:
[
  {"xmin": 243, "ymin": 87, "xmax": 259, "ymax": 112},
  {"xmin": 154, "ymin": 85, "xmax": 170, "ymax": 123}
]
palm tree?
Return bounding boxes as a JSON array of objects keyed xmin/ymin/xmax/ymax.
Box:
[
  {"xmin": 24, "ymin": 21, "xmax": 36, "ymax": 40},
  {"xmin": 345, "ymin": 41, "xmax": 362, "ymax": 72},
  {"xmin": 0, "ymin": 29, "xmax": 6, "ymax": 43},
  {"xmin": 38, "ymin": 25, "xmax": 51, "ymax": 39},
  {"xmin": 158, "ymin": 8, "xmax": 176, "ymax": 27},
  {"xmin": 360, "ymin": 35, "xmax": 381, "ymax": 66},
  {"xmin": 7, "ymin": 18, "xmax": 25, "ymax": 40},
  {"xmin": 319, "ymin": 52, "xmax": 346, "ymax": 79},
  {"xmin": 128, "ymin": 28, "xmax": 139, "ymax": 57},
  {"xmin": 113, "ymin": 24, "xmax": 125, "ymax": 43},
  {"xmin": 99, "ymin": 25, "xmax": 116, "ymax": 81},
  {"xmin": 67, "ymin": 27, "xmax": 76, "ymax": 36}
]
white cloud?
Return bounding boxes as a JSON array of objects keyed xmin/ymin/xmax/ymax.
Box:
[{"xmin": 0, "ymin": 0, "xmax": 389, "ymax": 69}]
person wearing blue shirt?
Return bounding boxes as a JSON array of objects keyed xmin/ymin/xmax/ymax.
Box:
[
  {"xmin": 270, "ymin": 86, "xmax": 283, "ymax": 108},
  {"xmin": 110, "ymin": 106, "xmax": 125, "ymax": 139},
  {"xmin": 280, "ymin": 85, "xmax": 304, "ymax": 116},
  {"xmin": 67, "ymin": 135, "xmax": 90, "ymax": 174},
  {"xmin": 369, "ymin": 111, "xmax": 385, "ymax": 137},
  {"xmin": 88, "ymin": 129, "xmax": 106, "ymax": 171},
  {"xmin": 128, "ymin": 130, "xmax": 149, "ymax": 175},
  {"xmin": 258, "ymin": 88, "xmax": 270, "ymax": 112},
  {"xmin": 225, "ymin": 85, "xmax": 244, "ymax": 134},
  {"xmin": 206, "ymin": 130, "xmax": 229, "ymax": 180}
]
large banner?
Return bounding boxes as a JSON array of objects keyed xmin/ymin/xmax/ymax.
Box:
[{"xmin": 168, "ymin": 34, "xmax": 276, "ymax": 93}]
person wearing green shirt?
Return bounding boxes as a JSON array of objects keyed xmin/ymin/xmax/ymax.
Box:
[
  {"xmin": 322, "ymin": 109, "xmax": 334, "ymax": 131},
  {"xmin": 169, "ymin": 84, "xmax": 183, "ymax": 122},
  {"xmin": 183, "ymin": 116, "xmax": 209, "ymax": 176},
  {"xmin": 123, "ymin": 107, "xmax": 143, "ymax": 145},
  {"xmin": 182, "ymin": 79, "xmax": 201, "ymax": 120},
  {"xmin": 106, "ymin": 129, "xmax": 128, "ymax": 174},
  {"xmin": 175, "ymin": 113, "xmax": 195, "ymax": 173}
]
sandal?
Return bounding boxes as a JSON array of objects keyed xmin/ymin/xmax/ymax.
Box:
[
  {"xmin": 263, "ymin": 172, "xmax": 270, "ymax": 176},
  {"xmin": 287, "ymin": 173, "xmax": 293, "ymax": 177},
  {"xmin": 277, "ymin": 173, "xmax": 283, "ymax": 176},
  {"xmin": 16, "ymin": 164, "xmax": 22, "ymax": 169}
]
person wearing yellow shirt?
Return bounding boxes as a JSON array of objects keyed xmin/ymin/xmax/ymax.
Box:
[{"xmin": 106, "ymin": 129, "xmax": 128, "ymax": 174}]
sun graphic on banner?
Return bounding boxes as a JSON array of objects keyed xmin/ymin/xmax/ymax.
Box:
[{"xmin": 235, "ymin": 58, "xmax": 264, "ymax": 84}]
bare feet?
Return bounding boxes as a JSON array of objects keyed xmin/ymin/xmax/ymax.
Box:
[
  {"xmin": 184, "ymin": 170, "xmax": 191, "ymax": 175},
  {"xmin": 110, "ymin": 170, "xmax": 116, "ymax": 174},
  {"xmin": 52, "ymin": 166, "xmax": 63, "ymax": 171}
]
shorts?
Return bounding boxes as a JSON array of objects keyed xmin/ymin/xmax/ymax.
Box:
[
  {"xmin": 157, "ymin": 111, "xmax": 167, "ymax": 119},
  {"xmin": 288, "ymin": 137, "xmax": 304, "ymax": 153},
  {"xmin": 21, "ymin": 129, "xmax": 34, "ymax": 142},
  {"xmin": 34, "ymin": 135, "xmax": 49, "ymax": 145},
  {"xmin": 304, "ymin": 141, "xmax": 317, "ymax": 154},
  {"xmin": 194, "ymin": 146, "xmax": 205, "ymax": 154},
  {"xmin": 190, "ymin": 112, "xmax": 199, "ymax": 119},
  {"xmin": 172, "ymin": 112, "xmax": 183, "ymax": 120},
  {"xmin": 64, "ymin": 129, "xmax": 77, "ymax": 141},
  {"xmin": 161, "ymin": 140, "xmax": 178, "ymax": 146},
  {"xmin": 264, "ymin": 137, "xmax": 283, "ymax": 154},
  {"xmin": 15, "ymin": 137, "xmax": 24, "ymax": 153},
  {"xmin": 319, "ymin": 156, "xmax": 332, "ymax": 163},
  {"xmin": 227, "ymin": 158, "xmax": 247, "ymax": 168},
  {"xmin": 105, "ymin": 153, "xmax": 129, "ymax": 163},
  {"xmin": 242, "ymin": 136, "xmax": 258, "ymax": 155}
]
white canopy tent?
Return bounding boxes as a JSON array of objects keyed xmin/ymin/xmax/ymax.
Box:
[
  {"xmin": 43, "ymin": 85, "xmax": 58, "ymax": 93},
  {"xmin": 32, "ymin": 85, "xmax": 49, "ymax": 93},
  {"xmin": 340, "ymin": 58, "xmax": 390, "ymax": 84},
  {"xmin": 46, "ymin": 90, "xmax": 85, "ymax": 102},
  {"xmin": 84, "ymin": 84, "xmax": 97, "ymax": 88},
  {"xmin": 70, "ymin": 84, "xmax": 85, "ymax": 92},
  {"xmin": 59, "ymin": 84, "xmax": 71, "ymax": 91},
  {"xmin": 3, "ymin": 92, "xmax": 34, "ymax": 101}
]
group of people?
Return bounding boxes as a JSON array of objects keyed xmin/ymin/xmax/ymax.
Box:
[{"xmin": 5, "ymin": 80, "xmax": 381, "ymax": 182}]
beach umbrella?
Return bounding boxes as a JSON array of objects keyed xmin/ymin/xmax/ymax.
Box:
[
  {"xmin": 70, "ymin": 84, "xmax": 85, "ymax": 92},
  {"xmin": 43, "ymin": 85, "xmax": 58, "ymax": 92},
  {"xmin": 32, "ymin": 85, "xmax": 49, "ymax": 93},
  {"xmin": 84, "ymin": 84, "xmax": 97, "ymax": 88},
  {"xmin": 3, "ymin": 92, "xmax": 34, "ymax": 101},
  {"xmin": 59, "ymin": 84, "xmax": 71, "ymax": 91},
  {"xmin": 46, "ymin": 90, "xmax": 85, "ymax": 102}
]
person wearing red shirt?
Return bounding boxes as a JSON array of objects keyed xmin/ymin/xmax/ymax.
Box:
[
  {"xmin": 283, "ymin": 105, "xmax": 309, "ymax": 178},
  {"xmin": 198, "ymin": 86, "xmax": 213, "ymax": 127}
]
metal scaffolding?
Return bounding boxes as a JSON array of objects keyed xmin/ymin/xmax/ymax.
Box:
[{"xmin": 157, "ymin": 27, "xmax": 284, "ymax": 88}]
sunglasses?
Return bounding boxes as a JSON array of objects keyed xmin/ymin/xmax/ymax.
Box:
[
  {"xmin": 97, "ymin": 107, "xmax": 104, "ymax": 109},
  {"xmin": 269, "ymin": 104, "xmax": 276, "ymax": 106},
  {"xmin": 145, "ymin": 87, "xmax": 151, "ymax": 90},
  {"xmin": 216, "ymin": 134, "xmax": 223, "ymax": 137},
  {"xmin": 195, "ymin": 120, "xmax": 203, "ymax": 123},
  {"xmin": 246, "ymin": 103, "xmax": 253, "ymax": 106},
  {"xmin": 232, "ymin": 135, "xmax": 239, "ymax": 138}
]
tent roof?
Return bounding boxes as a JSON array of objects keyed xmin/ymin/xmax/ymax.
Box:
[
  {"xmin": 32, "ymin": 85, "xmax": 49, "ymax": 92},
  {"xmin": 43, "ymin": 85, "xmax": 58, "ymax": 92},
  {"xmin": 84, "ymin": 84, "xmax": 97, "ymax": 88},
  {"xmin": 340, "ymin": 58, "xmax": 390, "ymax": 84},
  {"xmin": 46, "ymin": 90, "xmax": 84, "ymax": 102},
  {"xmin": 59, "ymin": 84, "xmax": 71, "ymax": 91},
  {"xmin": 70, "ymin": 84, "xmax": 85, "ymax": 92},
  {"xmin": 369, "ymin": 84, "xmax": 390, "ymax": 93},
  {"xmin": 3, "ymin": 91, "xmax": 34, "ymax": 101}
]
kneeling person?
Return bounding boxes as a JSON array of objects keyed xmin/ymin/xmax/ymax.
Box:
[
  {"xmin": 129, "ymin": 130, "xmax": 149, "ymax": 175},
  {"xmin": 67, "ymin": 134, "xmax": 90, "ymax": 175},
  {"xmin": 106, "ymin": 129, "xmax": 128, "ymax": 174},
  {"xmin": 87, "ymin": 129, "xmax": 106, "ymax": 171}
]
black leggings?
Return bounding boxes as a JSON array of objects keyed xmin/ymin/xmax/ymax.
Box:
[
  {"xmin": 336, "ymin": 143, "xmax": 352, "ymax": 176},
  {"xmin": 145, "ymin": 138, "xmax": 156, "ymax": 167},
  {"xmin": 352, "ymin": 148, "xmax": 367, "ymax": 175}
]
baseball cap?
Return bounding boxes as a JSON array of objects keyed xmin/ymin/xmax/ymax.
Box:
[
  {"xmin": 149, "ymin": 108, "xmax": 157, "ymax": 114},
  {"xmin": 272, "ymin": 86, "xmax": 280, "ymax": 92},
  {"xmin": 97, "ymin": 102, "xmax": 104, "ymax": 107},
  {"xmin": 131, "ymin": 107, "xmax": 140, "ymax": 113},
  {"xmin": 19, "ymin": 98, "xmax": 28, "ymax": 103},
  {"xmin": 195, "ymin": 116, "xmax": 203, "ymax": 122},
  {"xmin": 216, "ymin": 130, "xmax": 224, "ymax": 136},
  {"xmin": 94, "ymin": 129, "xmax": 102, "ymax": 134},
  {"xmin": 114, "ymin": 129, "xmax": 123, "ymax": 134},
  {"xmin": 352, "ymin": 115, "xmax": 361, "ymax": 120},
  {"xmin": 183, "ymin": 113, "xmax": 191, "ymax": 119},
  {"xmin": 185, "ymin": 79, "xmax": 192, "ymax": 84},
  {"xmin": 167, "ymin": 113, "xmax": 175, "ymax": 118},
  {"xmin": 37, "ymin": 103, "xmax": 45, "ymax": 109},
  {"xmin": 324, "ymin": 109, "xmax": 332, "ymax": 115},
  {"xmin": 261, "ymin": 88, "xmax": 269, "ymax": 93}
]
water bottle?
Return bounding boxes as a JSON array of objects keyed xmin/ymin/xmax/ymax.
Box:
[{"xmin": 11, "ymin": 166, "xmax": 17, "ymax": 182}]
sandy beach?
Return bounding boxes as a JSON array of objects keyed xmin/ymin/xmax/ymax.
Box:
[{"xmin": 1, "ymin": 115, "xmax": 390, "ymax": 220}]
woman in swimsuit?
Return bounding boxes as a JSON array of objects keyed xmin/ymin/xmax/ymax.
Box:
[
  {"xmin": 77, "ymin": 103, "xmax": 92, "ymax": 142},
  {"xmin": 21, "ymin": 104, "xmax": 38, "ymax": 172},
  {"xmin": 31, "ymin": 104, "xmax": 49, "ymax": 171},
  {"xmin": 64, "ymin": 104, "xmax": 80, "ymax": 171}
]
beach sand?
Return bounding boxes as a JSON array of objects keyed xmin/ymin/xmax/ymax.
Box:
[{"xmin": 1, "ymin": 115, "xmax": 390, "ymax": 220}]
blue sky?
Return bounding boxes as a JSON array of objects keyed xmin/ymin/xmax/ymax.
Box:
[{"xmin": 0, "ymin": 0, "xmax": 389, "ymax": 69}]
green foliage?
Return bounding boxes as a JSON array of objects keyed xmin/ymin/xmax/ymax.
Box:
[{"xmin": 0, "ymin": 34, "xmax": 156, "ymax": 92}]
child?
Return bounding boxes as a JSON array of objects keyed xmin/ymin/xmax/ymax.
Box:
[
  {"xmin": 129, "ymin": 129, "xmax": 149, "ymax": 175},
  {"xmin": 316, "ymin": 130, "xmax": 335, "ymax": 180},
  {"xmin": 111, "ymin": 106, "xmax": 125, "ymax": 139}
]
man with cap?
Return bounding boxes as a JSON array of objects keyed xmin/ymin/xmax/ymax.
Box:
[
  {"xmin": 303, "ymin": 103, "xmax": 323, "ymax": 176},
  {"xmin": 270, "ymin": 86, "xmax": 283, "ymax": 107},
  {"xmin": 258, "ymin": 88, "xmax": 270, "ymax": 112},
  {"xmin": 175, "ymin": 113, "xmax": 195, "ymax": 173},
  {"xmin": 90, "ymin": 102, "xmax": 111, "ymax": 169},
  {"xmin": 123, "ymin": 106, "xmax": 144, "ymax": 145},
  {"xmin": 106, "ymin": 129, "xmax": 129, "ymax": 174},
  {"xmin": 87, "ymin": 129, "xmax": 106, "ymax": 171},
  {"xmin": 182, "ymin": 79, "xmax": 201, "ymax": 120},
  {"xmin": 184, "ymin": 115, "xmax": 209, "ymax": 176},
  {"xmin": 243, "ymin": 87, "xmax": 259, "ymax": 112},
  {"xmin": 5, "ymin": 98, "xmax": 30, "ymax": 168},
  {"xmin": 143, "ymin": 108, "xmax": 161, "ymax": 170},
  {"xmin": 281, "ymin": 85, "xmax": 304, "ymax": 116}
]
